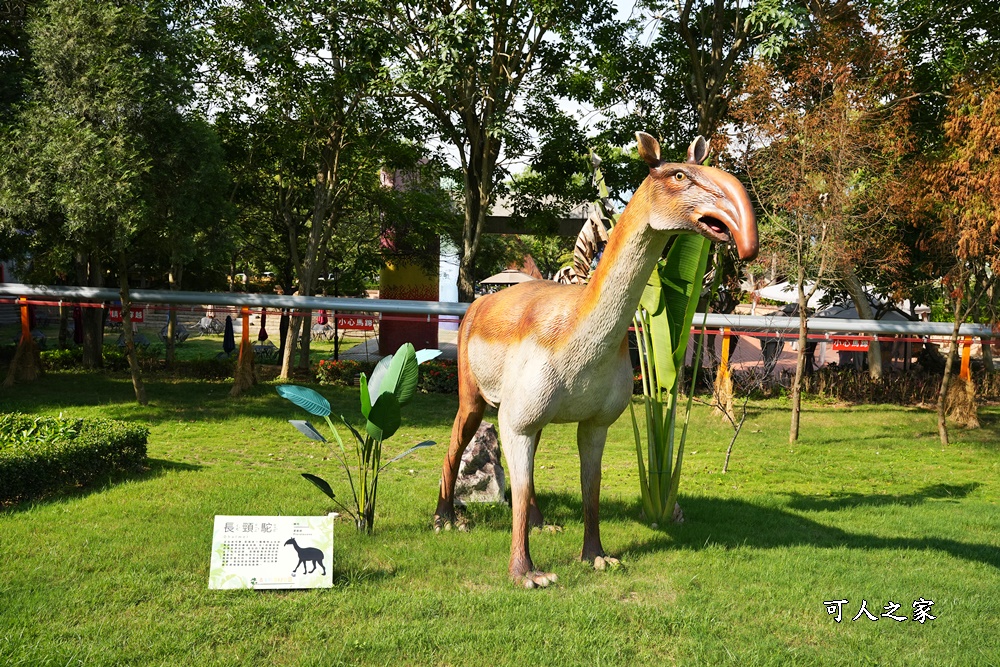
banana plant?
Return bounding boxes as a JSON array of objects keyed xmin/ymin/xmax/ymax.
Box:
[
  {"xmin": 590, "ymin": 155, "xmax": 715, "ymax": 525},
  {"xmin": 277, "ymin": 343, "xmax": 440, "ymax": 534},
  {"xmin": 631, "ymin": 237, "xmax": 717, "ymax": 524}
]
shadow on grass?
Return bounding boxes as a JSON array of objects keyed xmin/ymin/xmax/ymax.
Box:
[
  {"xmin": 516, "ymin": 490, "xmax": 1000, "ymax": 571},
  {"xmin": 782, "ymin": 482, "xmax": 981, "ymax": 511},
  {"xmin": 1, "ymin": 457, "xmax": 202, "ymax": 515}
]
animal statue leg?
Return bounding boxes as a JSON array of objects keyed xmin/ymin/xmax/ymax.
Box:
[
  {"xmin": 502, "ymin": 424, "xmax": 557, "ymax": 588},
  {"xmin": 528, "ymin": 430, "xmax": 544, "ymax": 528},
  {"xmin": 578, "ymin": 421, "xmax": 618, "ymax": 568},
  {"xmin": 434, "ymin": 375, "xmax": 486, "ymax": 530}
]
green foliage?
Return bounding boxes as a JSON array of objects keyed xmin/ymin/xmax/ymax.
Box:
[
  {"xmin": 314, "ymin": 359, "xmax": 374, "ymax": 387},
  {"xmin": 0, "ymin": 413, "xmax": 148, "ymax": 504},
  {"xmin": 279, "ymin": 343, "xmax": 439, "ymax": 533},
  {"xmin": 417, "ymin": 359, "xmax": 459, "ymax": 394}
]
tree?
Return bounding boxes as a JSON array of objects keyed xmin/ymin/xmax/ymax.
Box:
[
  {"xmin": 904, "ymin": 72, "xmax": 1000, "ymax": 444},
  {"xmin": 732, "ymin": 0, "xmax": 913, "ymax": 441},
  {"xmin": 0, "ymin": 0, "xmax": 223, "ymax": 402},
  {"xmin": 209, "ymin": 0, "xmax": 434, "ymax": 378},
  {"xmin": 385, "ymin": 0, "xmax": 618, "ymax": 302}
]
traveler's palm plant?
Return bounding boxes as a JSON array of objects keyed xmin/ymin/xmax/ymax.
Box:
[{"xmin": 278, "ymin": 343, "xmax": 439, "ymax": 533}]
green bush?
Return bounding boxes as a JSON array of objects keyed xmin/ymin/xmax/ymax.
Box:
[
  {"xmin": 0, "ymin": 413, "xmax": 148, "ymax": 504},
  {"xmin": 314, "ymin": 358, "xmax": 374, "ymax": 386},
  {"xmin": 39, "ymin": 345, "xmax": 162, "ymax": 372},
  {"xmin": 417, "ymin": 359, "xmax": 459, "ymax": 394}
]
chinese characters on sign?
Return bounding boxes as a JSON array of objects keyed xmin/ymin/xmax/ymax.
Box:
[
  {"xmin": 108, "ymin": 306, "xmax": 145, "ymax": 323},
  {"xmin": 334, "ymin": 314, "xmax": 375, "ymax": 331},
  {"xmin": 824, "ymin": 598, "xmax": 936, "ymax": 623},
  {"xmin": 209, "ymin": 515, "xmax": 335, "ymax": 590}
]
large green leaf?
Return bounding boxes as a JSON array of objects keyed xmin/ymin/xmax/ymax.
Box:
[
  {"xmin": 416, "ymin": 349, "xmax": 442, "ymax": 364},
  {"xmin": 359, "ymin": 373, "xmax": 371, "ymax": 418},
  {"xmin": 367, "ymin": 353, "xmax": 394, "ymax": 405},
  {"xmin": 639, "ymin": 269, "xmax": 664, "ymax": 315},
  {"xmin": 380, "ymin": 440, "xmax": 436, "ymax": 471},
  {"xmin": 288, "ymin": 420, "xmax": 326, "ymax": 443},
  {"xmin": 301, "ymin": 473, "xmax": 336, "ymax": 501},
  {"xmin": 647, "ymin": 235, "xmax": 711, "ymax": 391},
  {"xmin": 366, "ymin": 391, "xmax": 401, "ymax": 441},
  {"xmin": 376, "ymin": 343, "xmax": 419, "ymax": 407},
  {"xmin": 276, "ymin": 385, "xmax": 331, "ymax": 417}
]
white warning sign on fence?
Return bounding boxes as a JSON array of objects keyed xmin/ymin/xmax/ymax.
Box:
[{"xmin": 208, "ymin": 515, "xmax": 335, "ymax": 589}]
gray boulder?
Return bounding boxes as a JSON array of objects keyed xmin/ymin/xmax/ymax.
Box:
[{"xmin": 455, "ymin": 422, "xmax": 506, "ymax": 505}]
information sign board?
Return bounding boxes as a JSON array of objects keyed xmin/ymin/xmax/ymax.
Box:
[
  {"xmin": 208, "ymin": 515, "xmax": 335, "ymax": 589},
  {"xmin": 335, "ymin": 314, "xmax": 376, "ymax": 331},
  {"xmin": 832, "ymin": 339, "xmax": 869, "ymax": 352},
  {"xmin": 108, "ymin": 306, "xmax": 144, "ymax": 323}
]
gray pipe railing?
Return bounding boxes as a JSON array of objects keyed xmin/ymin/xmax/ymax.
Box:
[{"xmin": 0, "ymin": 282, "xmax": 993, "ymax": 337}]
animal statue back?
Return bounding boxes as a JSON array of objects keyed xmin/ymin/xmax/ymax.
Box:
[{"xmin": 435, "ymin": 132, "xmax": 758, "ymax": 587}]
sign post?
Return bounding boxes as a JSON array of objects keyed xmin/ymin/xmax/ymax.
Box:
[{"xmin": 209, "ymin": 515, "xmax": 335, "ymax": 589}]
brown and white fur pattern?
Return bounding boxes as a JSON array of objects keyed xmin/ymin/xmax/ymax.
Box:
[{"xmin": 435, "ymin": 132, "xmax": 758, "ymax": 587}]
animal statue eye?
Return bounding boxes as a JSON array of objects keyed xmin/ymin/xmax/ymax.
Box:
[{"xmin": 674, "ymin": 172, "xmax": 686, "ymax": 181}]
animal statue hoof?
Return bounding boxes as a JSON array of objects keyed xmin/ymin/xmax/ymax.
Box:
[
  {"xmin": 433, "ymin": 514, "xmax": 453, "ymax": 533},
  {"xmin": 593, "ymin": 556, "xmax": 621, "ymax": 572},
  {"xmin": 531, "ymin": 524, "xmax": 562, "ymax": 535},
  {"xmin": 520, "ymin": 571, "xmax": 558, "ymax": 588}
]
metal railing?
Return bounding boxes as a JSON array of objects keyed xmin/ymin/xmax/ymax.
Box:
[{"xmin": 0, "ymin": 282, "xmax": 993, "ymax": 338}]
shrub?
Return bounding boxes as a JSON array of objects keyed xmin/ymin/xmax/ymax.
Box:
[
  {"xmin": 417, "ymin": 358, "xmax": 459, "ymax": 394},
  {"xmin": 39, "ymin": 345, "xmax": 162, "ymax": 372},
  {"xmin": 0, "ymin": 413, "xmax": 148, "ymax": 504},
  {"xmin": 315, "ymin": 358, "xmax": 373, "ymax": 386}
]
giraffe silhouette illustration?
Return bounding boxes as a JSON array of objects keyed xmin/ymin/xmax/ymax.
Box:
[{"xmin": 283, "ymin": 538, "xmax": 326, "ymax": 576}]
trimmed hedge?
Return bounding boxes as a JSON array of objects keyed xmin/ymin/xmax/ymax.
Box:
[{"xmin": 1, "ymin": 413, "xmax": 148, "ymax": 504}]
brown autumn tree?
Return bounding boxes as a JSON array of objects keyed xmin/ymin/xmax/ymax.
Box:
[
  {"xmin": 904, "ymin": 73, "xmax": 1000, "ymax": 444},
  {"xmin": 730, "ymin": 1, "xmax": 913, "ymax": 442}
]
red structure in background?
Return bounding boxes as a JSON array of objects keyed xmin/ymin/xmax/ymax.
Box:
[
  {"xmin": 378, "ymin": 257, "xmax": 439, "ymax": 355},
  {"xmin": 378, "ymin": 168, "xmax": 440, "ymax": 355}
]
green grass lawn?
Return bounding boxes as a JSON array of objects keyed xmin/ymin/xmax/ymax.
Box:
[{"xmin": 2, "ymin": 373, "xmax": 999, "ymax": 666}]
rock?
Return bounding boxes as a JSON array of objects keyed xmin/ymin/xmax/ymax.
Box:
[{"xmin": 454, "ymin": 422, "xmax": 506, "ymax": 505}]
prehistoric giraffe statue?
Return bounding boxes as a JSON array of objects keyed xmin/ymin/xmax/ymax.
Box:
[{"xmin": 435, "ymin": 132, "xmax": 759, "ymax": 587}]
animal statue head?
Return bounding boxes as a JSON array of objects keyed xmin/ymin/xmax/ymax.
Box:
[{"xmin": 635, "ymin": 132, "xmax": 758, "ymax": 260}]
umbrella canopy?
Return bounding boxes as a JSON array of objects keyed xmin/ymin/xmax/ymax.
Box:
[
  {"xmin": 223, "ymin": 315, "xmax": 235, "ymax": 355},
  {"xmin": 479, "ymin": 269, "xmax": 536, "ymax": 285}
]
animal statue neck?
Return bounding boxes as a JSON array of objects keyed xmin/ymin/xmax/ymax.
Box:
[{"xmin": 574, "ymin": 178, "xmax": 673, "ymax": 354}]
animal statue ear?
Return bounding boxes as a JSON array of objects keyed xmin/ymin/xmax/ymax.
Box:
[
  {"xmin": 636, "ymin": 131, "xmax": 661, "ymax": 168},
  {"xmin": 687, "ymin": 135, "xmax": 710, "ymax": 164}
]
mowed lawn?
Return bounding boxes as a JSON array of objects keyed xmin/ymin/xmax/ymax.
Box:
[{"xmin": 1, "ymin": 373, "xmax": 999, "ymax": 666}]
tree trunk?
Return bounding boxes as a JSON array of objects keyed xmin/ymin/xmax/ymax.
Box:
[
  {"xmin": 118, "ymin": 252, "xmax": 148, "ymax": 406},
  {"xmin": 280, "ymin": 314, "xmax": 302, "ymax": 380},
  {"xmin": 298, "ymin": 309, "xmax": 312, "ymax": 370},
  {"xmin": 789, "ymin": 272, "xmax": 809, "ymax": 444},
  {"xmin": 456, "ymin": 129, "xmax": 496, "ymax": 303},
  {"xmin": 58, "ymin": 304, "xmax": 69, "ymax": 349},
  {"xmin": 936, "ymin": 300, "xmax": 964, "ymax": 446},
  {"xmin": 842, "ymin": 267, "xmax": 882, "ymax": 380},
  {"xmin": 76, "ymin": 252, "xmax": 104, "ymax": 369},
  {"xmin": 165, "ymin": 259, "xmax": 182, "ymax": 368}
]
